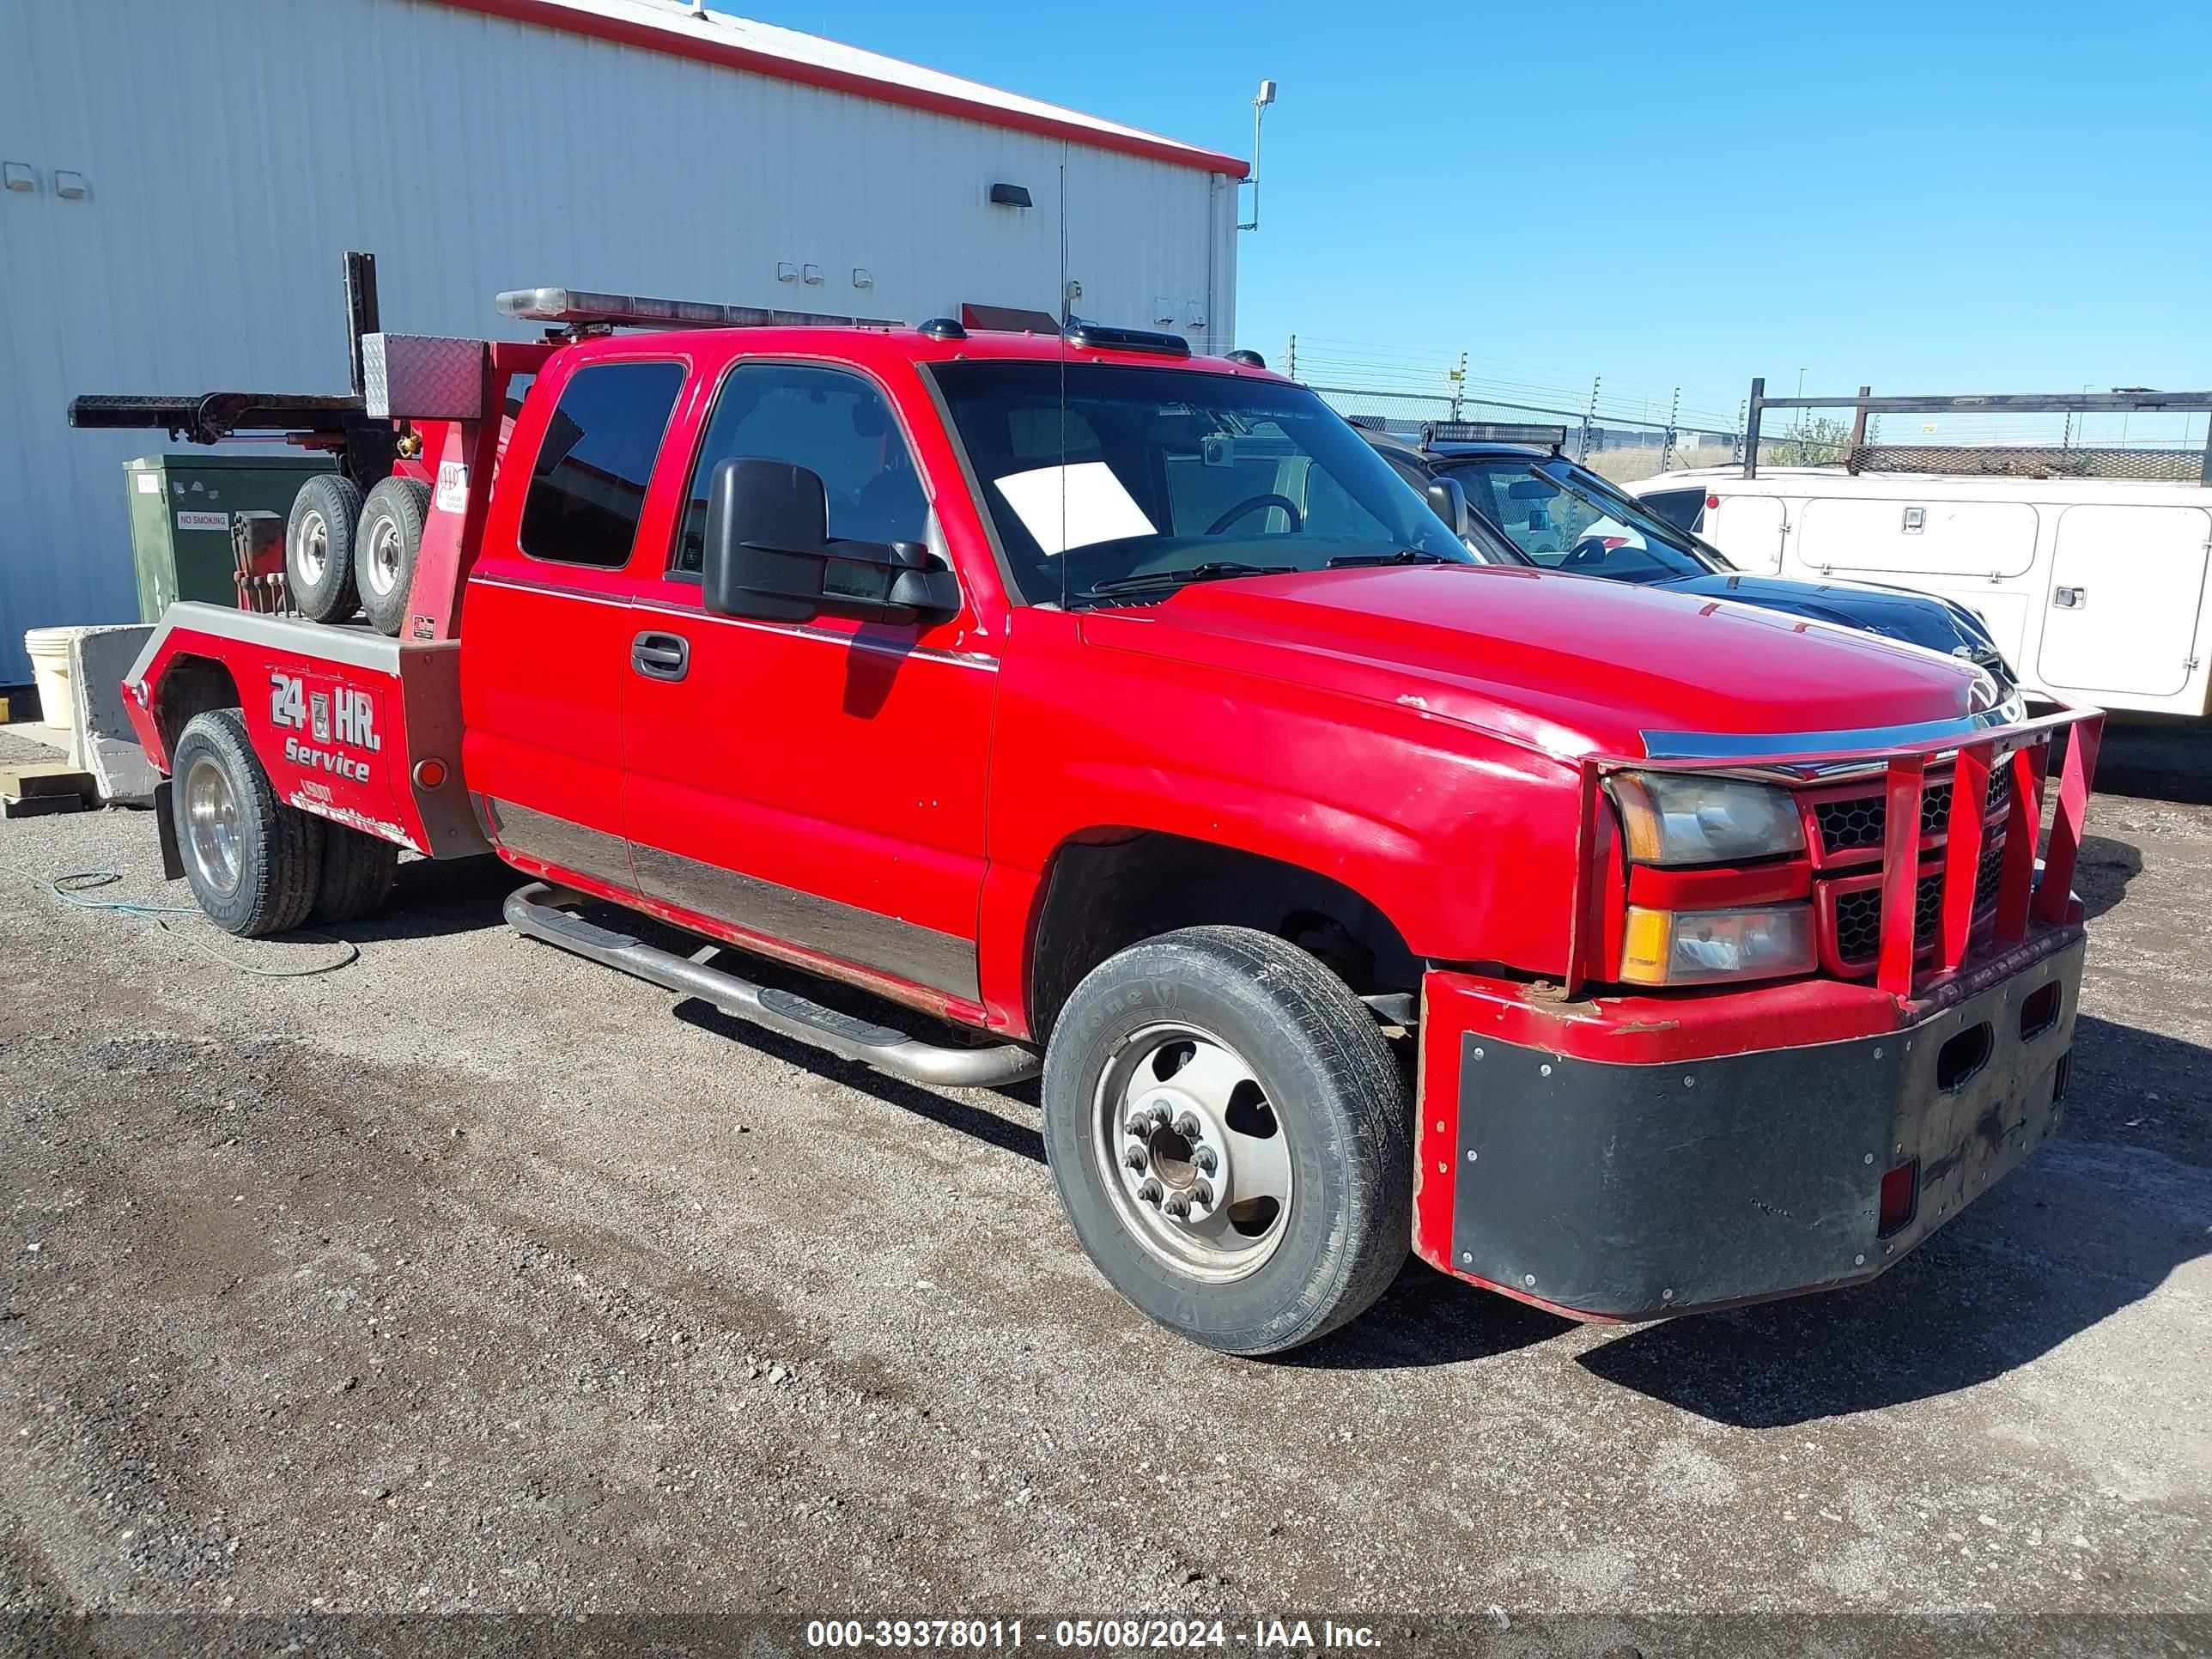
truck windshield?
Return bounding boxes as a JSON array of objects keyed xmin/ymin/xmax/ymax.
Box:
[
  {"xmin": 1446, "ymin": 457, "xmax": 1733, "ymax": 583},
  {"xmin": 928, "ymin": 362, "xmax": 1471, "ymax": 605}
]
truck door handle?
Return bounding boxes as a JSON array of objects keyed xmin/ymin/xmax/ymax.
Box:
[{"xmin": 631, "ymin": 630, "xmax": 690, "ymax": 680}]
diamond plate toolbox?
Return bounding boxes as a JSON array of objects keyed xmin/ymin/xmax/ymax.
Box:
[{"xmin": 362, "ymin": 333, "xmax": 488, "ymax": 421}]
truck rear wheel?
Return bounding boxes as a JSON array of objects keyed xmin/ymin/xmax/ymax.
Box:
[
  {"xmin": 286, "ymin": 474, "xmax": 365, "ymax": 623},
  {"xmin": 356, "ymin": 477, "xmax": 430, "ymax": 637},
  {"xmin": 1041, "ymin": 926, "xmax": 1411, "ymax": 1356},
  {"xmin": 312, "ymin": 823, "xmax": 399, "ymax": 923},
  {"xmin": 169, "ymin": 709, "xmax": 324, "ymax": 937}
]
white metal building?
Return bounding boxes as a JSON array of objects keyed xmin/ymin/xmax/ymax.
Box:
[{"xmin": 0, "ymin": 0, "xmax": 1248, "ymax": 681}]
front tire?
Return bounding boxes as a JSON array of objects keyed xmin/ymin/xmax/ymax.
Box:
[
  {"xmin": 169, "ymin": 709, "xmax": 324, "ymax": 937},
  {"xmin": 1042, "ymin": 926, "xmax": 1411, "ymax": 1356}
]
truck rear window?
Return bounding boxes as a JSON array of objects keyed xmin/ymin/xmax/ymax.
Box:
[{"xmin": 519, "ymin": 361, "xmax": 685, "ymax": 568}]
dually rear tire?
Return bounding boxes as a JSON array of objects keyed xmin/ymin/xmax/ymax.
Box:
[{"xmin": 169, "ymin": 708, "xmax": 324, "ymax": 937}]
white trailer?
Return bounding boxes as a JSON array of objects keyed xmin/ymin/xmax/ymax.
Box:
[
  {"xmin": 1627, "ymin": 385, "xmax": 2212, "ymax": 719},
  {"xmin": 0, "ymin": 0, "xmax": 1249, "ymax": 682}
]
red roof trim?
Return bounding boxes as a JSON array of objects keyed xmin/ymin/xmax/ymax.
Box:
[{"xmin": 435, "ymin": 0, "xmax": 1251, "ymax": 179}]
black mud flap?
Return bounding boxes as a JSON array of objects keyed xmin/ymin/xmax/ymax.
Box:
[
  {"xmin": 1452, "ymin": 939, "xmax": 2084, "ymax": 1318},
  {"xmin": 153, "ymin": 778, "xmax": 185, "ymax": 881}
]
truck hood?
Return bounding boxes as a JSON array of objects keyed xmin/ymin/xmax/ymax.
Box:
[
  {"xmin": 1656, "ymin": 571, "xmax": 2005, "ymax": 667},
  {"xmin": 1090, "ymin": 564, "xmax": 1990, "ymax": 761}
]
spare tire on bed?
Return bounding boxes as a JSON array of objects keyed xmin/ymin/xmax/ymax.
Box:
[
  {"xmin": 356, "ymin": 476, "xmax": 432, "ymax": 637},
  {"xmin": 285, "ymin": 474, "xmax": 366, "ymax": 623}
]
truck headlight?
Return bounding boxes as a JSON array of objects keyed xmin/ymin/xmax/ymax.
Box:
[
  {"xmin": 1621, "ymin": 903, "xmax": 1815, "ymax": 987},
  {"xmin": 1610, "ymin": 773, "xmax": 1807, "ymax": 866}
]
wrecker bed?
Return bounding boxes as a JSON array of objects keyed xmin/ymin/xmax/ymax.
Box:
[{"xmin": 124, "ymin": 603, "xmax": 484, "ymax": 861}]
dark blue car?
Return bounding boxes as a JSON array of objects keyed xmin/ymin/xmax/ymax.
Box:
[{"xmin": 1361, "ymin": 425, "xmax": 2018, "ymax": 697}]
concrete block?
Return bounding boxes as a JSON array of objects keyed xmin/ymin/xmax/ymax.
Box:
[{"xmin": 65, "ymin": 624, "xmax": 160, "ymax": 805}]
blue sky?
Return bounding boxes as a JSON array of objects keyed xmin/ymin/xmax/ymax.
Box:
[{"xmin": 744, "ymin": 0, "xmax": 2210, "ymax": 434}]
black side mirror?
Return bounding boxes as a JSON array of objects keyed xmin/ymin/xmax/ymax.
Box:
[
  {"xmin": 1425, "ymin": 475, "xmax": 1471, "ymax": 537},
  {"xmin": 702, "ymin": 457, "xmax": 962, "ymax": 625},
  {"xmin": 702, "ymin": 457, "xmax": 830, "ymax": 622}
]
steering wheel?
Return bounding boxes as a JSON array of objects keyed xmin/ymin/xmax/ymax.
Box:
[
  {"xmin": 1205, "ymin": 493, "xmax": 1303, "ymax": 535},
  {"xmin": 1559, "ymin": 536, "xmax": 1614, "ymax": 570}
]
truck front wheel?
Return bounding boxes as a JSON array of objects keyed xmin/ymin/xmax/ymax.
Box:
[
  {"xmin": 1042, "ymin": 926, "xmax": 1411, "ymax": 1355},
  {"xmin": 169, "ymin": 709, "xmax": 324, "ymax": 937}
]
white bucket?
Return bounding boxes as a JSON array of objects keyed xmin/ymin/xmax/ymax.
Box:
[{"xmin": 23, "ymin": 627, "xmax": 82, "ymax": 726}]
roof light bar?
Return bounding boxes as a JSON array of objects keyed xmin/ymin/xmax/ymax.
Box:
[
  {"xmin": 495, "ymin": 287, "xmax": 902, "ymax": 331},
  {"xmin": 1423, "ymin": 421, "xmax": 1570, "ymax": 449}
]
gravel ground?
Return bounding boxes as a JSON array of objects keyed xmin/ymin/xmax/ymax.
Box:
[{"xmin": 1, "ymin": 721, "xmax": 2206, "ymax": 1640}]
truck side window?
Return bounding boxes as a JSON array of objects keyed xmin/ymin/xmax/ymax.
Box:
[
  {"xmin": 673, "ymin": 363, "xmax": 928, "ymax": 574},
  {"xmin": 518, "ymin": 361, "xmax": 685, "ymax": 568}
]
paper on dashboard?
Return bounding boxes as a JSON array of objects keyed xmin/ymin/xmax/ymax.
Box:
[{"xmin": 993, "ymin": 462, "xmax": 1157, "ymax": 556}]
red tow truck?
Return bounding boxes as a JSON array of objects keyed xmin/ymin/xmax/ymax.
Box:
[{"xmin": 74, "ymin": 266, "xmax": 2102, "ymax": 1354}]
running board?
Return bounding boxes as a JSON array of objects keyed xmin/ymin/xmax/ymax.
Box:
[{"xmin": 503, "ymin": 883, "xmax": 1040, "ymax": 1088}]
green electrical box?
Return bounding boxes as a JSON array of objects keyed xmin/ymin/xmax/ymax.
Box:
[{"xmin": 124, "ymin": 454, "xmax": 337, "ymax": 621}]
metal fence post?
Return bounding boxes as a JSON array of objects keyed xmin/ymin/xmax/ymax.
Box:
[{"xmin": 1845, "ymin": 384, "xmax": 1871, "ymax": 474}]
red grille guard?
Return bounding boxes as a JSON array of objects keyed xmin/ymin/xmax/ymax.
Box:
[{"xmin": 1563, "ymin": 707, "xmax": 2105, "ymax": 1000}]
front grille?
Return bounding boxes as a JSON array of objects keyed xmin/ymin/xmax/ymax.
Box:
[
  {"xmin": 1814, "ymin": 765, "xmax": 2014, "ymax": 857},
  {"xmin": 1972, "ymin": 836, "xmax": 2007, "ymax": 912},
  {"xmin": 1830, "ymin": 839, "xmax": 2008, "ymax": 969},
  {"xmin": 1831, "ymin": 884, "xmax": 1886, "ymax": 965},
  {"xmin": 1815, "ymin": 793, "xmax": 1886, "ymax": 854}
]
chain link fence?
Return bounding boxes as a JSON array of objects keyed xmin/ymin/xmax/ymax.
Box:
[
  {"xmin": 1310, "ymin": 385, "xmax": 1740, "ymax": 483},
  {"xmin": 1313, "ymin": 385, "xmax": 2212, "ymax": 485},
  {"xmin": 1298, "ymin": 337, "xmax": 2212, "ymax": 486}
]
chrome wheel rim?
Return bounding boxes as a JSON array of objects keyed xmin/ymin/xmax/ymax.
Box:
[
  {"xmin": 295, "ymin": 510, "xmax": 328, "ymax": 585},
  {"xmin": 362, "ymin": 513, "xmax": 403, "ymax": 597},
  {"xmin": 184, "ymin": 756, "xmax": 243, "ymax": 896},
  {"xmin": 1092, "ymin": 1023, "xmax": 1292, "ymax": 1282}
]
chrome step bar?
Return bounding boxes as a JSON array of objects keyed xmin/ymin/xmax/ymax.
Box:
[{"xmin": 504, "ymin": 883, "xmax": 1040, "ymax": 1088}]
